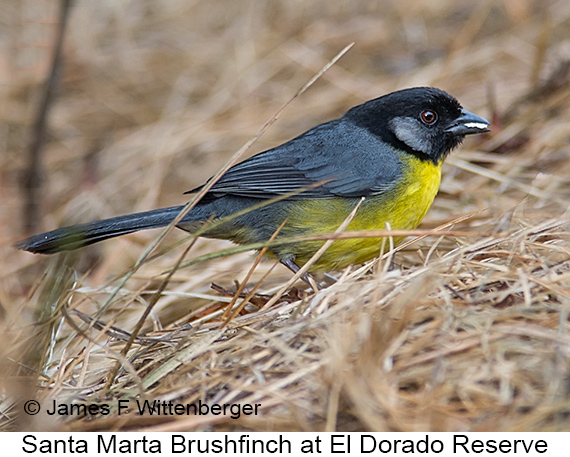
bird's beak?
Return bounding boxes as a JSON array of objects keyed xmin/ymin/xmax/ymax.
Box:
[{"xmin": 446, "ymin": 109, "xmax": 490, "ymax": 135}]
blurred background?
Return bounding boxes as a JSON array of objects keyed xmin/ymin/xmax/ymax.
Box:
[{"xmin": 2, "ymin": 0, "xmax": 570, "ymax": 431}]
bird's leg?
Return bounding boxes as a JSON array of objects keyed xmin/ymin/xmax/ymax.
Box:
[
  {"xmin": 280, "ymin": 258, "xmax": 322, "ymax": 291},
  {"xmin": 322, "ymin": 272, "xmax": 338, "ymax": 286}
]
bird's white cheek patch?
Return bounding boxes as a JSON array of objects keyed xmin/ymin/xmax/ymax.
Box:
[{"xmin": 390, "ymin": 117, "xmax": 432, "ymax": 155}]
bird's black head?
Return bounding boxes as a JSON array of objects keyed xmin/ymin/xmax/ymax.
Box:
[{"xmin": 345, "ymin": 87, "xmax": 490, "ymax": 164}]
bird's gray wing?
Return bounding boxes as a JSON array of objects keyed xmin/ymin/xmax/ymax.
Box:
[{"xmin": 186, "ymin": 119, "xmax": 403, "ymax": 200}]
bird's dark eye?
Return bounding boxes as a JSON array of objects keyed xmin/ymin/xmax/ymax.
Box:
[{"xmin": 420, "ymin": 110, "xmax": 438, "ymax": 125}]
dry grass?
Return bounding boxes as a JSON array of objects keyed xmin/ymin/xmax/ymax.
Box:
[{"xmin": 2, "ymin": 0, "xmax": 570, "ymax": 431}]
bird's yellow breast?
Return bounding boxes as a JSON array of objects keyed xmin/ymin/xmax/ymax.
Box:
[{"xmin": 279, "ymin": 155, "xmax": 443, "ymax": 270}]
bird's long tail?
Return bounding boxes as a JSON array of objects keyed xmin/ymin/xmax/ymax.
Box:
[{"xmin": 14, "ymin": 205, "xmax": 187, "ymax": 254}]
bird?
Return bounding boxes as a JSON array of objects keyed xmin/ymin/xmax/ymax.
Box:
[{"xmin": 15, "ymin": 87, "xmax": 490, "ymax": 277}]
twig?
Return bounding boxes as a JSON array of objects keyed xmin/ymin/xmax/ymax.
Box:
[{"xmin": 21, "ymin": 0, "xmax": 73, "ymax": 233}]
